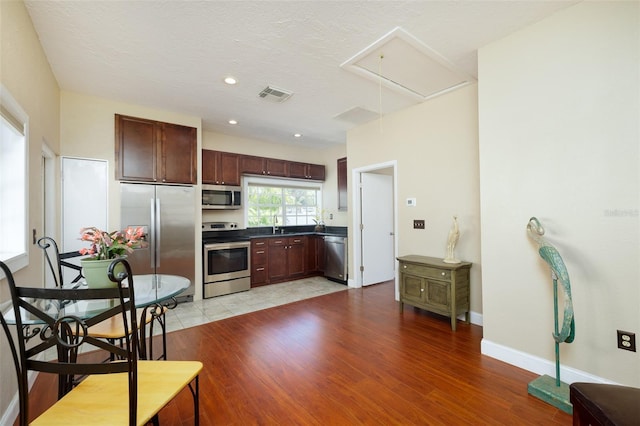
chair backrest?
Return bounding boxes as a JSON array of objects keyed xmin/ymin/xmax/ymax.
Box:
[
  {"xmin": 37, "ymin": 236, "xmax": 84, "ymax": 287},
  {"xmin": 0, "ymin": 258, "xmax": 140, "ymax": 425}
]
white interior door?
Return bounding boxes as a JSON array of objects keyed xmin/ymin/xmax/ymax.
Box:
[{"xmin": 360, "ymin": 172, "xmax": 394, "ymax": 286}]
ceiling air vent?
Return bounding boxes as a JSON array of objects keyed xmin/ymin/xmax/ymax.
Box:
[{"xmin": 258, "ymin": 86, "xmax": 293, "ymax": 103}]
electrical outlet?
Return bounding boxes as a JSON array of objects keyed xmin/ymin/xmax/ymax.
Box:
[
  {"xmin": 617, "ymin": 330, "xmax": 636, "ymax": 352},
  {"xmin": 413, "ymin": 220, "xmax": 425, "ymax": 229}
]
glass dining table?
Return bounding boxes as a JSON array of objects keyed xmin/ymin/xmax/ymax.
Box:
[{"xmin": 4, "ymin": 274, "xmax": 190, "ymax": 326}]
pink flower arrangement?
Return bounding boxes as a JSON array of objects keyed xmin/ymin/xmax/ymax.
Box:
[{"xmin": 79, "ymin": 226, "xmax": 146, "ymax": 260}]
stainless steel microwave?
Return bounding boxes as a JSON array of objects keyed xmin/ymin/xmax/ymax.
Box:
[{"xmin": 202, "ymin": 185, "xmax": 242, "ymax": 210}]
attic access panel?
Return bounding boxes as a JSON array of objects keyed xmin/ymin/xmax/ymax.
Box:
[{"xmin": 341, "ymin": 27, "xmax": 474, "ymax": 102}]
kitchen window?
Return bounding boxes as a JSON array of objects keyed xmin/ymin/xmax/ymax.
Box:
[
  {"xmin": 0, "ymin": 85, "xmax": 28, "ymax": 273},
  {"xmin": 245, "ymin": 177, "xmax": 322, "ymax": 227}
]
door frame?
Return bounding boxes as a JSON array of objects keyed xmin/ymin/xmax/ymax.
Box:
[
  {"xmin": 41, "ymin": 143, "xmax": 56, "ymax": 288},
  {"xmin": 350, "ymin": 160, "xmax": 398, "ymax": 298}
]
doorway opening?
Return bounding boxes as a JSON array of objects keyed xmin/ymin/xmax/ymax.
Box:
[{"xmin": 351, "ymin": 161, "xmax": 398, "ymax": 298}]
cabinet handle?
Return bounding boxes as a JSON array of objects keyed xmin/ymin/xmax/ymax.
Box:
[
  {"xmin": 256, "ymin": 267, "xmax": 265, "ymax": 271},
  {"xmin": 441, "ymin": 272, "xmax": 445, "ymax": 276},
  {"xmin": 256, "ymin": 250, "xmax": 265, "ymax": 254},
  {"xmin": 255, "ymin": 242, "xmax": 265, "ymax": 246},
  {"xmin": 403, "ymin": 265, "xmax": 407, "ymax": 269},
  {"xmin": 293, "ymin": 239, "xmax": 301, "ymax": 243},
  {"xmin": 421, "ymin": 288, "xmax": 424, "ymax": 292}
]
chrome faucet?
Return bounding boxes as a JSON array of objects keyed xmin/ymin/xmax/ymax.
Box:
[{"xmin": 272, "ymin": 215, "xmax": 278, "ymax": 234}]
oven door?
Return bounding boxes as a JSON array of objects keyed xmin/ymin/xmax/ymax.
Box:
[{"xmin": 203, "ymin": 241, "xmax": 251, "ymax": 283}]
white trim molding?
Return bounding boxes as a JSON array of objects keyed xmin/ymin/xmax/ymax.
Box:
[{"xmin": 481, "ymin": 339, "xmax": 617, "ymax": 385}]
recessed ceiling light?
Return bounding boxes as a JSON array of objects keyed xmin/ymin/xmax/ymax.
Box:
[
  {"xmin": 224, "ymin": 76, "xmax": 237, "ymax": 85},
  {"xmin": 294, "ymin": 133, "xmax": 302, "ymax": 138},
  {"xmin": 228, "ymin": 119, "xmax": 238, "ymax": 125}
]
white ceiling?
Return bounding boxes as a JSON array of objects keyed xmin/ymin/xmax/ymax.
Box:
[{"xmin": 24, "ymin": 0, "xmax": 578, "ymax": 149}]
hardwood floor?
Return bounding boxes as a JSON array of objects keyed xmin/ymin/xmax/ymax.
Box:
[{"xmin": 26, "ymin": 281, "xmax": 572, "ymax": 425}]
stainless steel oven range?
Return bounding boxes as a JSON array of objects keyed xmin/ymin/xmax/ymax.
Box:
[{"xmin": 202, "ymin": 222, "xmax": 251, "ymax": 298}]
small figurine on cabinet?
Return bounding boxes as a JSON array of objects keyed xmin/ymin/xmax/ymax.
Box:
[{"xmin": 443, "ymin": 215, "xmax": 461, "ymax": 264}]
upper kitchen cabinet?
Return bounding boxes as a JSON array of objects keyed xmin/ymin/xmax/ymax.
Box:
[
  {"xmin": 288, "ymin": 162, "xmax": 326, "ymax": 181},
  {"xmin": 115, "ymin": 114, "xmax": 197, "ymax": 184},
  {"xmin": 337, "ymin": 157, "xmax": 347, "ymax": 210},
  {"xmin": 202, "ymin": 150, "xmax": 240, "ymax": 186},
  {"xmin": 240, "ymin": 155, "xmax": 287, "ymax": 178}
]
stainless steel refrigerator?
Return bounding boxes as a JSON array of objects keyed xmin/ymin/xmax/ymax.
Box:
[{"xmin": 120, "ymin": 183, "xmax": 195, "ymax": 301}]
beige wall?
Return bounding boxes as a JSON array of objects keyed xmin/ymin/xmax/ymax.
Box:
[
  {"xmin": 346, "ymin": 84, "xmax": 482, "ymax": 313},
  {"xmin": 479, "ymin": 1, "xmax": 639, "ymax": 386},
  {"xmin": 60, "ymin": 90, "xmax": 202, "ymax": 228},
  {"xmin": 202, "ymin": 132, "xmax": 347, "ymax": 226},
  {"xmin": 0, "ymin": 0, "xmax": 61, "ymax": 421}
]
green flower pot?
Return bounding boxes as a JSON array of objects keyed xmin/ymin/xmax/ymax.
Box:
[{"xmin": 81, "ymin": 257, "xmax": 126, "ymax": 288}]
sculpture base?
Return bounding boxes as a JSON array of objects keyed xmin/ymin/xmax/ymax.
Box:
[
  {"xmin": 443, "ymin": 258, "xmax": 461, "ymax": 264},
  {"xmin": 528, "ymin": 374, "xmax": 573, "ymax": 414}
]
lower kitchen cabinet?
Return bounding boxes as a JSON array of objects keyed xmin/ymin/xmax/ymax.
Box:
[
  {"xmin": 251, "ymin": 235, "xmax": 325, "ymax": 287},
  {"xmin": 251, "ymin": 239, "xmax": 269, "ymax": 287},
  {"xmin": 268, "ymin": 236, "xmax": 306, "ymax": 282},
  {"xmin": 306, "ymin": 235, "xmax": 325, "ymax": 273},
  {"xmin": 397, "ymin": 255, "xmax": 471, "ymax": 331}
]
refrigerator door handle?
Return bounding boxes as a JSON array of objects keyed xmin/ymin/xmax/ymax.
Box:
[
  {"xmin": 155, "ymin": 197, "xmax": 161, "ymax": 268},
  {"xmin": 150, "ymin": 198, "xmax": 156, "ymax": 269}
]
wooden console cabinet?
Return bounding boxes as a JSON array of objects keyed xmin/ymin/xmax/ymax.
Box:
[{"xmin": 397, "ymin": 255, "xmax": 471, "ymax": 331}]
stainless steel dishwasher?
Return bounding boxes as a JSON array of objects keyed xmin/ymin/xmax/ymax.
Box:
[{"xmin": 324, "ymin": 236, "xmax": 348, "ymax": 284}]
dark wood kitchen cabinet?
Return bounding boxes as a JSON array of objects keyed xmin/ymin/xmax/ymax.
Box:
[
  {"xmin": 240, "ymin": 155, "xmax": 287, "ymax": 177},
  {"xmin": 251, "ymin": 239, "xmax": 269, "ymax": 287},
  {"xmin": 337, "ymin": 157, "xmax": 347, "ymax": 210},
  {"xmin": 306, "ymin": 235, "xmax": 325, "ymax": 273},
  {"xmin": 288, "ymin": 162, "xmax": 326, "ymax": 180},
  {"xmin": 267, "ymin": 236, "xmax": 306, "ymax": 283},
  {"xmin": 115, "ymin": 114, "xmax": 197, "ymax": 184},
  {"xmin": 202, "ymin": 150, "xmax": 240, "ymax": 186}
]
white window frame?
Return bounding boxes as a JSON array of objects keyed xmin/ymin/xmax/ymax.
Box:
[
  {"xmin": 0, "ymin": 84, "xmax": 29, "ymax": 276},
  {"xmin": 243, "ymin": 176, "xmax": 322, "ymax": 228}
]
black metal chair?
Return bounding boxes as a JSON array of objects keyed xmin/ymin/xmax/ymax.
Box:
[
  {"xmin": 0, "ymin": 258, "xmax": 202, "ymax": 426},
  {"xmin": 37, "ymin": 236, "xmax": 84, "ymax": 287},
  {"xmin": 37, "ymin": 236, "xmax": 169, "ymax": 361}
]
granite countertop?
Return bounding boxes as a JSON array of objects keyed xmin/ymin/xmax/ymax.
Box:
[{"xmin": 203, "ymin": 225, "xmax": 347, "ymax": 243}]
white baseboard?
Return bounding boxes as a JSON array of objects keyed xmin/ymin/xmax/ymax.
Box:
[
  {"xmin": 481, "ymin": 339, "xmax": 617, "ymax": 385},
  {"xmin": 458, "ymin": 310, "xmax": 483, "ymax": 326}
]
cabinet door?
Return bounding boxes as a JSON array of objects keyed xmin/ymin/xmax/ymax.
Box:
[
  {"xmin": 219, "ymin": 152, "xmax": 240, "ymax": 185},
  {"xmin": 268, "ymin": 238, "xmax": 288, "ymax": 281},
  {"xmin": 287, "ymin": 237, "xmax": 306, "ymax": 277},
  {"xmin": 160, "ymin": 122, "xmax": 197, "ymax": 184},
  {"xmin": 337, "ymin": 157, "xmax": 347, "ymax": 210},
  {"xmin": 401, "ymin": 273, "xmax": 426, "ymax": 305},
  {"xmin": 288, "ymin": 162, "xmax": 307, "ymax": 179},
  {"xmin": 306, "ymin": 236, "xmax": 324, "ymax": 273},
  {"xmin": 306, "ymin": 236, "xmax": 318, "ymax": 272},
  {"xmin": 240, "ymin": 155, "xmax": 265, "ymax": 175},
  {"xmin": 202, "ymin": 149, "xmax": 217, "ymax": 184},
  {"xmin": 424, "ymin": 279, "xmax": 451, "ymax": 311},
  {"xmin": 265, "ymin": 158, "xmax": 287, "ymax": 177},
  {"xmin": 307, "ymin": 163, "xmax": 325, "ymax": 181},
  {"xmin": 115, "ymin": 114, "xmax": 158, "ymax": 182}
]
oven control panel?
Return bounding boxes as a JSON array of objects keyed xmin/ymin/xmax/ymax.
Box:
[{"xmin": 202, "ymin": 221, "xmax": 238, "ymax": 231}]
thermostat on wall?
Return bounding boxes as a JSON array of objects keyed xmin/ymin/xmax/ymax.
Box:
[{"xmin": 406, "ymin": 198, "xmax": 417, "ymax": 207}]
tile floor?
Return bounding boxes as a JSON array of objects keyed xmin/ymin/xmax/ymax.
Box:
[{"xmin": 163, "ymin": 276, "xmax": 349, "ymax": 333}]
